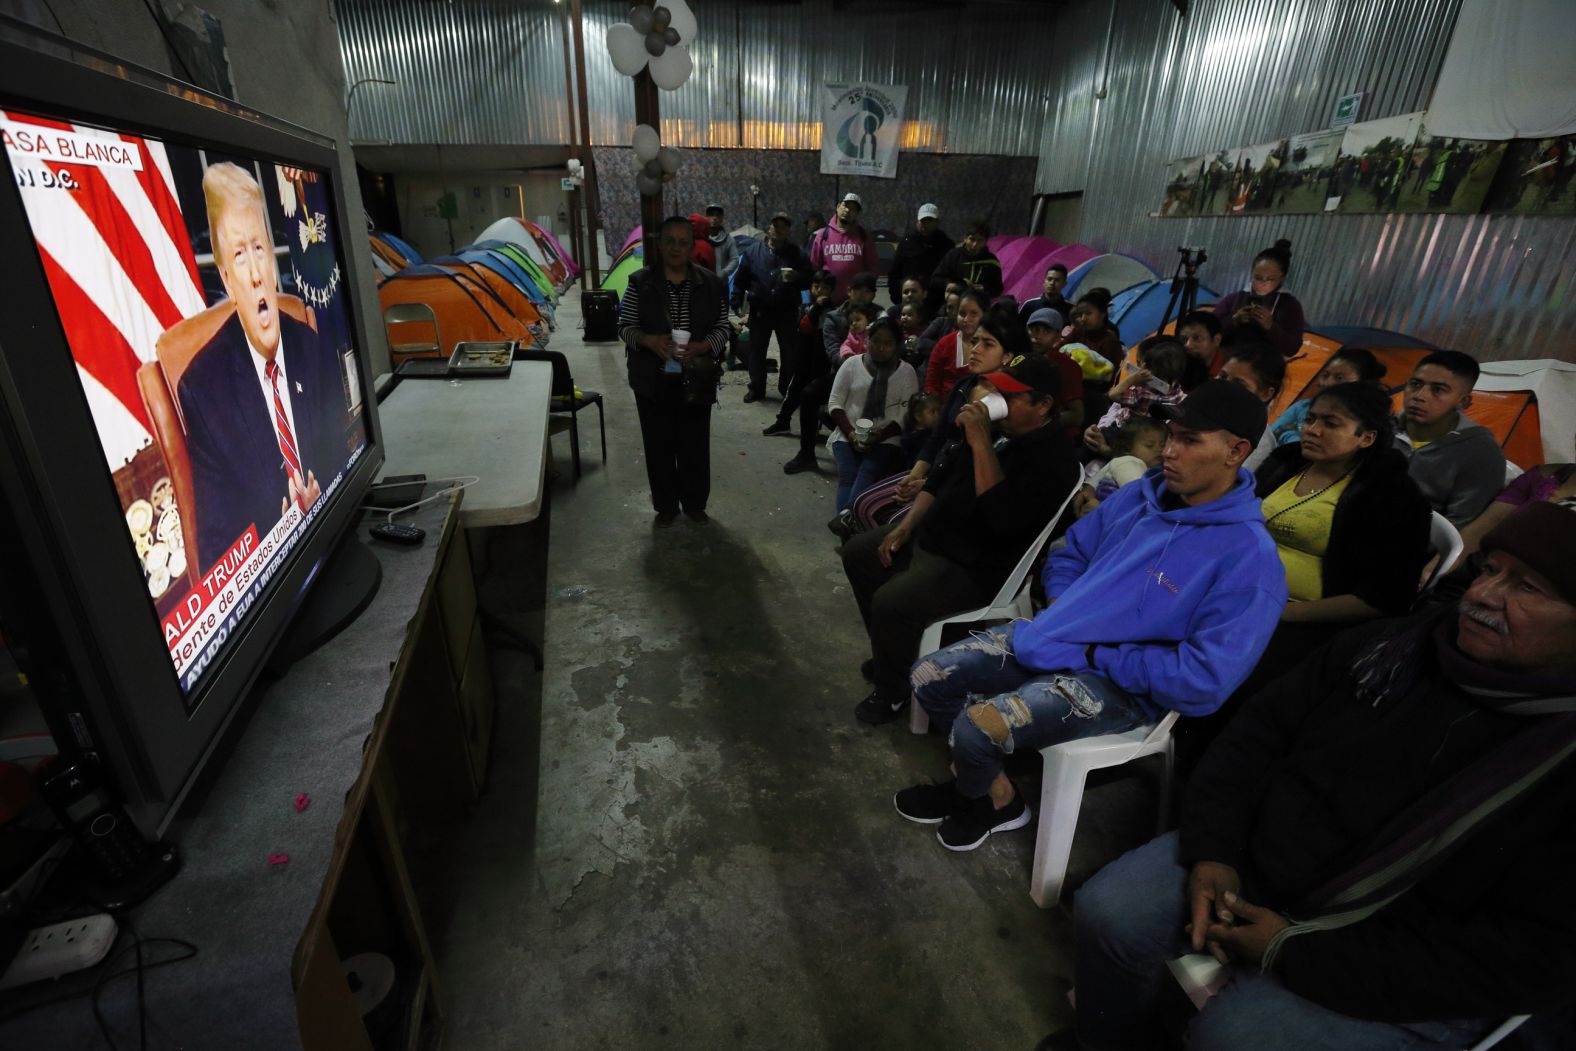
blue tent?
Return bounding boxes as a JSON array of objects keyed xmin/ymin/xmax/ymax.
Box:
[
  {"xmin": 377, "ymin": 231, "xmax": 424, "ymax": 266},
  {"xmin": 454, "ymin": 246, "xmax": 547, "ymax": 306},
  {"xmin": 1064, "ymin": 253, "xmax": 1158, "ymax": 303},
  {"xmin": 1109, "ymin": 279, "xmax": 1220, "ymax": 345}
]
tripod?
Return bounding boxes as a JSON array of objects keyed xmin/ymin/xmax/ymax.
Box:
[{"xmin": 1158, "ymin": 246, "xmax": 1207, "ymax": 334}]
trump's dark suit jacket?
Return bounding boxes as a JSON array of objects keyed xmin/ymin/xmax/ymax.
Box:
[{"xmin": 178, "ymin": 312, "xmax": 347, "ymax": 571}]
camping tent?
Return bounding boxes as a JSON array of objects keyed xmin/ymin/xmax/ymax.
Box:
[
  {"xmin": 601, "ymin": 248, "xmax": 645, "ymax": 301},
  {"xmin": 993, "ymin": 237, "xmax": 1063, "ymax": 300},
  {"xmin": 475, "ymin": 217, "xmax": 568, "ymax": 291},
  {"xmin": 458, "ymin": 247, "xmax": 545, "ymax": 304},
  {"xmin": 378, "ymin": 266, "xmax": 536, "ymax": 358},
  {"xmin": 427, "ymin": 258, "xmax": 545, "ymax": 331},
  {"xmin": 369, "ymin": 231, "xmax": 422, "ymax": 282},
  {"xmin": 1474, "ymin": 360, "xmax": 1576, "ymax": 467},
  {"xmin": 1268, "ymin": 328, "xmax": 1554, "ymax": 470},
  {"xmin": 1004, "ymin": 242, "xmax": 1097, "ymax": 306},
  {"xmin": 1064, "ymin": 252, "xmax": 1157, "ymax": 302},
  {"xmin": 483, "ymin": 241, "xmax": 558, "ymax": 304},
  {"xmin": 1108, "ymin": 279, "xmax": 1220, "ymax": 344},
  {"xmin": 1266, "ymin": 329, "xmax": 1438, "ymax": 421}
]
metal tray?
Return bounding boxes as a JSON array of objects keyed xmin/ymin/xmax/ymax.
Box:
[{"xmin": 448, "ymin": 341, "xmax": 515, "ymax": 377}]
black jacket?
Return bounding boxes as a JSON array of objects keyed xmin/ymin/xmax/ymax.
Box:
[
  {"xmin": 1254, "ymin": 443, "xmax": 1431, "ymax": 615},
  {"xmin": 730, "ymin": 237, "xmax": 810, "ymax": 314},
  {"xmin": 888, "ymin": 228, "xmax": 954, "ymax": 303},
  {"xmin": 918, "ymin": 422, "xmax": 1080, "ymax": 590},
  {"xmin": 1181, "ymin": 617, "xmax": 1576, "ymax": 1022},
  {"xmin": 621, "ymin": 264, "xmax": 727, "ymax": 401},
  {"xmin": 178, "ymin": 312, "xmax": 348, "ymax": 569},
  {"xmin": 932, "ymin": 246, "xmax": 1003, "ymax": 300}
]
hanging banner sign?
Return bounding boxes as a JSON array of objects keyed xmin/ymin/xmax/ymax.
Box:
[{"xmin": 820, "ymin": 82, "xmax": 908, "ymax": 179}]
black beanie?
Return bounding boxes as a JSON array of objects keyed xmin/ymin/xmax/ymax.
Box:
[{"xmin": 1480, "ymin": 500, "xmax": 1576, "ymax": 602}]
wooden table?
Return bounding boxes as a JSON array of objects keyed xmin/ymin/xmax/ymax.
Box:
[{"xmin": 373, "ymin": 362, "xmax": 553, "ymax": 527}]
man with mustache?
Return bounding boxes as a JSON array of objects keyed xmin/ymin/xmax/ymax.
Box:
[
  {"xmin": 1050, "ymin": 500, "xmax": 1576, "ymax": 1051},
  {"xmin": 179, "ymin": 162, "xmax": 346, "ymax": 569}
]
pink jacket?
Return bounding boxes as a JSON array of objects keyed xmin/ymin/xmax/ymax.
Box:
[
  {"xmin": 809, "ymin": 221, "xmax": 879, "ymax": 303},
  {"xmin": 839, "ymin": 329, "xmax": 869, "ymax": 362}
]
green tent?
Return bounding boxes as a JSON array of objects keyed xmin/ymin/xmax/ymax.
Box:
[
  {"xmin": 600, "ymin": 249, "xmax": 644, "ymax": 302},
  {"xmin": 495, "ymin": 243, "xmax": 557, "ymax": 304}
]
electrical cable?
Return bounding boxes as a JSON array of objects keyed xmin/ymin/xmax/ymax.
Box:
[
  {"xmin": 0, "ymin": 927, "xmax": 197, "ymax": 1042},
  {"xmin": 359, "ymin": 476, "xmax": 479, "ymax": 524}
]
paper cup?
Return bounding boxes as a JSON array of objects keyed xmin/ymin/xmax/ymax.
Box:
[{"xmin": 671, "ymin": 328, "xmax": 690, "ymax": 346}]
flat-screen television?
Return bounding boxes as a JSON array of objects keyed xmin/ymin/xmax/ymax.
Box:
[{"xmin": 0, "ymin": 33, "xmax": 385, "ymax": 832}]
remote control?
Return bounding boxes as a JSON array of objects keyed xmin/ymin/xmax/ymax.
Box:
[{"xmin": 370, "ymin": 522, "xmax": 425, "ymax": 545}]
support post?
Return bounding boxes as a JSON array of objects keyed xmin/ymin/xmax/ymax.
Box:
[
  {"xmin": 558, "ymin": 4, "xmax": 588, "ymax": 288},
  {"xmin": 633, "ymin": 67, "xmax": 664, "ymax": 261},
  {"xmin": 569, "ymin": 0, "xmax": 602, "ymax": 285}
]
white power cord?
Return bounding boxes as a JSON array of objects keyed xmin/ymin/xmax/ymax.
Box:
[{"xmin": 359, "ymin": 475, "xmax": 479, "ymax": 524}]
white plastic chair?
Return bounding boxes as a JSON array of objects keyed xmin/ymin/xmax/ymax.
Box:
[
  {"xmin": 908, "ymin": 482, "xmax": 1082, "ymax": 735},
  {"xmin": 1422, "ymin": 511, "xmax": 1464, "ymax": 592},
  {"xmin": 1032, "ymin": 711, "xmax": 1179, "ymax": 907}
]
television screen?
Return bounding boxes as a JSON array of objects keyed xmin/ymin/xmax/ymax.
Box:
[{"xmin": 1, "ymin": 108, "xmax": 371, "ymax": 705}]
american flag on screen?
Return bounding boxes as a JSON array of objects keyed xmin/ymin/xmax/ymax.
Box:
[{"xmin": 2, "ymin": 110, "xmax": 207, "ymax": 469}]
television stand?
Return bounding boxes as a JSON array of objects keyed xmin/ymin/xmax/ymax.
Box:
[{"xmin": 266, "ymin": 529, "xmax": 383, "ymax": 675}]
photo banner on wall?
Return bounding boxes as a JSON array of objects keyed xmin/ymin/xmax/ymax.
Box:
[{"xmin": 820, "ymin": 83, "xmax": 908, "ymax": 179}]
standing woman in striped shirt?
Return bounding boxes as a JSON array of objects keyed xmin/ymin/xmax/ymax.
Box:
[{"xmin": 618, "ymin": 215, "xmax": 732, "ymax": 525}]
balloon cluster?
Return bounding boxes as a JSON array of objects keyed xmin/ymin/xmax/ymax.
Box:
[
  {"xmin": 605, "ymin": 1, "xmax": 696, "ymax": 91},
  {"xmin": 631, "ymin": 5, "xmax": 679, "ymax": 55},
  {"xmin": 632, "ymin": 124, "xmax": 679, "ymax": 198},
  {"xmin": 566, "ymin": 157, "xmax": 585, "ymax": 187}
]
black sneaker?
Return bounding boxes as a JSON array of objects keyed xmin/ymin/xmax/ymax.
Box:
[
  {"xmin": 854, "ymin": 689, "xmax": 907, "ymax": 725},
  {"xmin": 937, "ymin": 790, "xmax": 1032, "ymax": 851},
  {"xmin": 783, "ymin": 453, "xmax": 818, "ymax": 475},
  {"xmin": 743, "ymin": 389, "xmax": 765, "ymax": 403},
  {"xmin": 762, "ymin": 418, "xmax": 791, "ymax": 436},
  {"xmin": 827, "ymin": 512, "xmax": 854, "ymax": 538},
  {"xmin": 894, "ymin": 779, "xmax": 962, "ymax": 824},
  {"xmin": 860, "ymin": 658, "xmax": 875, "ymax": 683}
]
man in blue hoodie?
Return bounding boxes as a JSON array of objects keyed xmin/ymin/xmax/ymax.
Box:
[{"xmin": 894, "ymin": 380, "xmax": 1287, "ymax": 851}]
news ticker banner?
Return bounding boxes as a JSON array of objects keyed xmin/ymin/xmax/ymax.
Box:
[{"xmin": 163, "ymin": 444, "xmax": 360, "ymax": 688}]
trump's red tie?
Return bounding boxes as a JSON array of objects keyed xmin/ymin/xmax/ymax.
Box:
[{"xmin": 265, "ymin": 359, "xmax": 302, "ymax": 488}]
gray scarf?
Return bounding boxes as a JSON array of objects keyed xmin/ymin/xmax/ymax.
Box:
[{"xmin": 860, "ymin": 352, "xmax": 900, "ymax": 423}]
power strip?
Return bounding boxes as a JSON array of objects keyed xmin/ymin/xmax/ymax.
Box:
[{"xmin": 0, "ymin": 914, "xmax": 118, "ymax": 990}]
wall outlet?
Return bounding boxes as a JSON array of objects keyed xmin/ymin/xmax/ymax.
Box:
[{"xmin": 0, "ymin": 914, "xmax": 118, "ymax": 990}]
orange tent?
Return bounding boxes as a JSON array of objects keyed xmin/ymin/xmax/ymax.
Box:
[
  {"xmin": 378, "ymin": 266, "xmax": 533, "ymax": 359},
  {"xmin": 1273, "ymin": 328, "xmax": 1545, "ymax": 470}
]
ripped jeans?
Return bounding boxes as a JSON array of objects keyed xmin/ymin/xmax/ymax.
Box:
[{"xmin": 911, "ymin": 622, "xmax": 1151, "ymax": 798}]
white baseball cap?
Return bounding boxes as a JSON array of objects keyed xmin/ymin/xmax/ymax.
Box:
[
  {"xmin": 917, "ymin": 203, "xmax": 940, "ymax": 220},
  {"xmin": 840, "ymin": 192, "xmax": 863, "ymax": 208}
]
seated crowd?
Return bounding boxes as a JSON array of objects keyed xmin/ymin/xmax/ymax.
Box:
[{"xmin": 722, "ymin": 200, "xmax": 1572, "ymax": 1048}]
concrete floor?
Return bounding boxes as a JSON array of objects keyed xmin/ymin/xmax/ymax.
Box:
[{"xmin": 418, "ymin": 295, "xmax": 1163, "ymax": 1051}]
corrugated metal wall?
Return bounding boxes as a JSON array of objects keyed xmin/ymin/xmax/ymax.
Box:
[
  {"xmin": 337, "ymin": 0, "xmax": 1055, "ymax": 155},
  {"xmin": 337, "ymin": 0, "xmax": 572, "ymax": 144},
  {"xmin": 1037, "ymin": 0, "xmax": 1575, "ymax": 362}
]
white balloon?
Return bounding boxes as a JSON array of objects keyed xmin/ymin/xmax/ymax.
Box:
[
  {"xmin": 605, "ymin": 22, "xmax": 648, "ymax": 77},
  {"xmin": 567, "ymin": 158, "xmax": 582, "ymax": 172},
  {"xmin": 657, "ymin": 146, "xmax": 680, "ymax": 174},
  {"xmin": 648, "ymin": 44, "xmax": 693, "ymax": 91},
  {"xmin": 632, "ymin": 123, "xmax": 661, "ymax": 163},
  {"xmin": 665, "ymin": 0, "xmax": 698, "ymax": 44}
]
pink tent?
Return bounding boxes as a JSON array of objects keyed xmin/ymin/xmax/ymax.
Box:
[
  {"xmin": 1006, "ymin": 243, "xmax": 1097, "ymax": 304},
  {"xmin": 996, "ymin": 237, "xmax": 1061, "ymax": 286}
]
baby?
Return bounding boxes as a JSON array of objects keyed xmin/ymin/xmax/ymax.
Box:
[
  {"xmin": 1075, "ymin": 415, "xmax": 1168, "ymax": 518},
  {"xmin": 1096, "ymin": 336, "xmax": 1187, "ymax": 432},
  {"xmin": 839, "ymin": 302, "xmax": 881, "ymax": 361}
]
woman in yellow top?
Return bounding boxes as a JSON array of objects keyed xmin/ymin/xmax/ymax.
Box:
[
  {"xmin": 1255, "ymin": 382, "xmax": 1431, "ymax": 625},
  {"xmin": 1177, "ymin": 382, "xmax": 1432, "ymax": 769}
]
